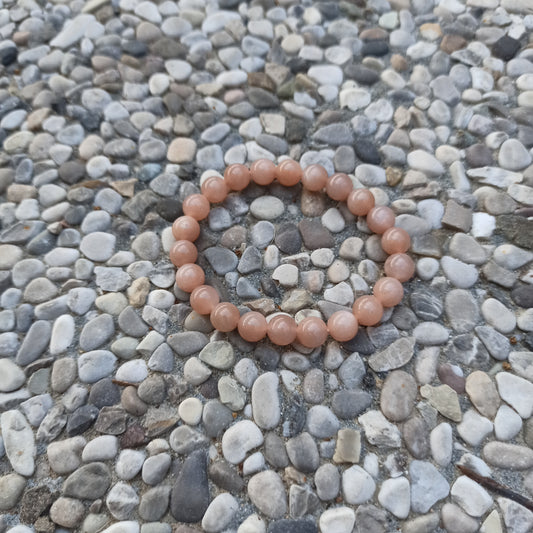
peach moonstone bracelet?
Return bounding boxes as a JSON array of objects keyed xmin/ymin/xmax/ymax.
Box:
[{"xmin": 170, "ymin": 159, "xmax": 414, "ymax": 349}]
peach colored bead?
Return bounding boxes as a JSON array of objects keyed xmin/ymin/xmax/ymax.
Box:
[
  {"xmin": 326, "ymin": 173, "xmax": 353, "ymax": 201},
  {"xmin": 225, "ymin": 164, "xmax": 251, "ymax": 191},
  {"xmin": 297, "ymin": 316, "xmax": 328, "ymax": 348},
  {"xmin": 366, "ymin": 206, "xmax": 395, "ymax": 234},
  {"xmin": 182, "ymin": 194, "xmax": 210, "ymax": 221},
  {"xmin": 175, "ymin": 263, "xmax": 205, "ymax": 293},
  {"xmin": 381, "ymin": 227, "xmax": 411, "ymax": 254},
  {"xmin": 170, "ymin": 240, "xmax": 198, "ymax": 267},
  {"xmin": 352, "ymin": 295, "xmax": 383, "ymax": 326},
  {"xmin": 172, "ymin": 216, "xmax": 200, "ymax": 241},
  {"xmin": 327, "ymin": 311, "xmax": 359, "ymax": 342},
  {"xmin": 190, "ymin": 285, "xmax": 220, "ymax": 315},
  {"xmin": 302, "ymin": 164, "xmax": 328, "ymax": 191},
  {"xmin": 276, "ymin": 159, "xmax": 302, "ymax": 187},
  {"xmin": 384, "ymin": 253, "xmax": 415, "ymax": 282},
  {"xmin": 267, "ymin": 315, "xmax": 297, "ymax": 346},
  {"xmin": 238, "ymin": 311, "xmax": 268, "ymax": 342},
  {"xmin": 201, "ymin": 176, "xmax": 228, "ymax": 204},
  {"xmin": 250, "ymin": 159, "xmax": 276, "ymax": 186},
  {"xmin": 210, "ymin": 302, "xmax": 240, "ymax": 332},
  {"xmin": 373, "ymin": 277, "xmax": 404, "ymax": 307},
  {"xmin": 347, "ymin": 189, "xmax": 375, "ymax": 216}
]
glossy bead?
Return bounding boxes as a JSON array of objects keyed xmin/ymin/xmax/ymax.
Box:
[
  {"xmin": 326, "ymin": 173, "xmax": 352, "ymax": 201},
  {"xmin": 175, "ymin": 263, "xmax": 205, "ymax": 293},
  {"xmin": 169, "ymin": 240, "xmax": 198, "ymax": 267},
  {"xmin": 302, "ymin": 164, "xmax": 328, "ymax": 191},
  {"xmin": 182, "ymin": 194, "xmax": 210, "ymax": 221},
  {"xmin": 352, "ymin": 295, "xmax": 383, "ymax": 326},
  {"xmin": 210, "ymin": 302, "xmax": 240, "ymax": 332},
  {"xmin": 201, "ymin": 176, "xmax": 228, "ymax": 203},
  {"xmin": 384, "ymin": 253, "xmax": 415, "ymax": 282},
  {"xmin": 366, "ymin": 206, "xmax": 395, "ymax": 234},
  {"xmin": 297, "ymin": 317, "xmax": 328, "ymax": 348},
  {"xmin": 238, "ymin": 311, "xmax": 268, "ymax": 342},
  {"xmin": 276, "ymin": 159, "xmax": 302, "ymax": 186},
  {"xmin": 327, "ymin": 311, "xmax": 359, "ymax": 342},
  {"xmin": 250, "ymin": 159, "xmax": 276, "ymax": 186},
  {"xmin": 347, "ymin": 189, "xmax": 375, "ymax": 216},
  {"xmin": 172, "ymin": 216, "xmax": 200, "ymax": 241},
  {"xmin": 373, "ymin": 277, "xmax": 404, "ymax": 307},
  {"xmin": 267, "ymin": 315, "xmax": 297, "ymax": 346},
  {"xmin": 190, "ymin": 285, "xmax": 220, "ymax": 315},
  {"xmin": 381, "ymin": 227, "xmax": 411, "ymax": 254},
  {"xmin": 225, "ymin": 164, "xmax": 251, "ymax": 191}
]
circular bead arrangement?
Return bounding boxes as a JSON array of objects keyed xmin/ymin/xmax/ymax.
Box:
[{"xmin": 170, "ymin": 160, "xmax": 414, "ymax": 349}]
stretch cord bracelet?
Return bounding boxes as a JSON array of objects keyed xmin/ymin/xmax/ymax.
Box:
[{"xmin": 170, "ymin": 159, "xmax": 415, "ymax": 349}]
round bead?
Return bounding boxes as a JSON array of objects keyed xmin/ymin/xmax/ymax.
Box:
[
  {"xmin": 366, "ymin": 206, "xmax": 396, "ymax": 234},
  {"xmin": 296, "ymin": 316, "xmax": 328, "ymax": 348},
  {"xmin": 172, "ymin": 216, "xmax": 200, "ymax": 241},
  {"xmin": 201, "ymin": 176, "xmax": 228, "ymax": 204},
  {"xmin": 276, "ymin": 159, "xmax": 302, "ymax": 186},
  {"xmin": 352, "ymin": 295, "xmax": 383, "ymax": 326},
  {"xmin": 169, "ymin": 240, "xmax": 198, "ymax": 267},
  {"xmin": 326, "ymin": 173, "xmax": 352, "ymax": 201},
  {"xmin": 384, "ymin": 253, "xmax": 415, "ymax": 282},
  {"xmin": 225, "ymin": 164, "xmax": 251, "ymax": 191},
  {"xmin": 175, "ymin": 263, "xmax": 205, "ymax": 293},
  {"xmin": 238, "ymin": 311, "xmax": 268, "ymax": 342},
  {"xmin": 267, "ymin": 315, "xmax": 297, "ymax": 346},
  {"xmin": 347, "ymin": 189, "xmax": 375, "ymax": 216},
  {"xmin": 250, "ymin": 159, "xmax": 276, "ymax": 186},
  {"xmin": 373, "ymin": 277, "xmax": 404, "ymax": 307},
  {"xmin": 302, "ymin": 164, "xmax": 328, "ymax": 191},
  {"xmin": 210, "ymin": 302, "xmax": 240, "ymax": 332},
  {"xmin": 381, "ymin": 227, "xmax": 411, "ymax": 254},
  {"xmin": 182, "ymin": 194, "xmax": 210, "ymax": 221},
  {"xmin": 327, "ymin": 311, "xmax": 359, "ymax": 342},
  {"xmin": 190, "ymin": 285, "xmax": 220, "ymax": 315}
]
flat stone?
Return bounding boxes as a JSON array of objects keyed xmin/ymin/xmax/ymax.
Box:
[
  {"xmin": 358, "ymin": 410, "xmax": 401, "ymax": 447},
  {"xmin": 465, "ymin": 371, "xmax": 500, "ymax": 418},
  {"xmin": 495, "ymin": 372, "xmax": 533, "ymax": 418},
  {"xmin": 170, "ymin": 450, "xmax": 209, "ymax": 522},
  {"xmin": 420, "ymin": 384, "xmax": 462, "ymax": 422},
  {"xmin": 410, "ymin": 460, "xmax": 450, "ymax": 513},
  {"xmin": 368, "ymin": 337, "xmax": 415, "ymax": 371},
  {"xmin": 1, "ymin": 410, "xmax": 35, "ymax": 476}
]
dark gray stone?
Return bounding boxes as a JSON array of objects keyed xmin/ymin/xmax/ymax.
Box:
[
  {"xmin": 208, "ymin": 461, "xmax": 244, "ymax": 493},
  {"xmin": 332, "ymin": 390, "xmax": 373, "ymax": 419},
  {"xmin": 170, "ymin": 450, "xmax": 210, "ymax": 522}
]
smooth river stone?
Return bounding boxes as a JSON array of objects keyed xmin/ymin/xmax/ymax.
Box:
[
  {"xmin": 222, "ymin": 420, "xmax": 264, "ymax": 464},
  {"xmin": 483, "ymin": 442, "xmax": 533, "ymax": 469},
  {"xmin": 0, "ymin": 410, "xmax": 36, "ymax": 476},
  {"xmin": 251, "ymin": 372, "xmax": 280, "ymax": 430}
]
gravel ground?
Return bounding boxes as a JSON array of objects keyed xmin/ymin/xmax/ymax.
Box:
[{"xmin": 0, "ymin": 0, "xmax": 533, "ymax": 532}]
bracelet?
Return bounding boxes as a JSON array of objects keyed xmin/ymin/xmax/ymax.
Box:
[{"xmin": 169, "ymin": 159, "xmax": 414, "ymax": 349}]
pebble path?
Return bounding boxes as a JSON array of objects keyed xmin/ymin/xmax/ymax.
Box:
[{"xmin": 0, "ymin": 0, "xmax": 532, "ymax": 531}]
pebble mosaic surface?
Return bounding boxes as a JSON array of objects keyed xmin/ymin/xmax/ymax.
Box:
[{"xmin": 0, "ymin": 0, "xmax": 533, "ymax": 531}]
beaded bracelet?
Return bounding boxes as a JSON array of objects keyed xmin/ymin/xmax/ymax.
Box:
[{"xmin": 170, "ymin": 159, "xmax": 414, "ymax": 349}]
